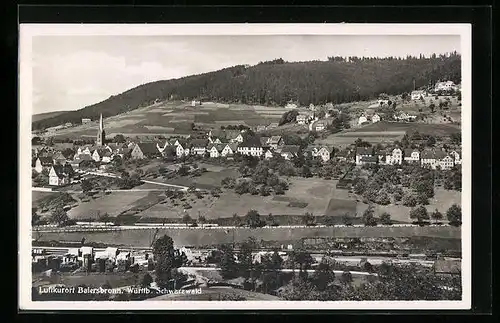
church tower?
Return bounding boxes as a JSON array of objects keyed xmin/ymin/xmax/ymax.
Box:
[{"xmin": 96, "ymin": 114, "xmax": 105, "ymax": 146}]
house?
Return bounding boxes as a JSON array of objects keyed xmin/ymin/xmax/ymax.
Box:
[
  {"xmin": 208, "ymin": 144, "xmax": 224, "ymax": 158},
  {"xmin": 264, "ymin": 148, "xmax": 275, "ymax": 160},
  {"xmin": 435, "ymin": 81, "xmax": 456, "ymax": 92},
  {"xmin": 256, "ymin": 125, "xmax": 267, "ymax": 132},
  {"xmin": 156, "ymin": 140, "xmax": 170, "ymax": 153},
  {"xmin": 130, "ymin": 142, "xmax": 161, "ymax": 159},
  {"xmin": 385, "ymin": 148, "xmax": 403, "ymax": 165},
  {"xmin": 335, "ymin": 150, "xmax": 354, "ymax": 163},
  {"xmin": 355, "ymin": 147, "xmax": 375, "ymax": 166},
  {"xmin": 69, "ymin": 154, "xmax": 92, "ymax": 169},
  {"xmin": 267, "ymin": 136, "xmax": 283, "ymax": 149},
  {"xmin": 439, "ymin": 154, "xmax": 455, "ymax": 170},
  {"xmin": 371, "ymin": 114, "xmax": 381, "ymax": 123},
  {"xmin": 34, "ymin": 157, "xmax": 54, "ymax": 173},
  {"xmin": 404, "ymin": 149, "xmax": 420, "ymax": 164},
  {"xmin": 285, "ymin": 103, "xmax": 298, "ymax": 109},
  {"xmin": 259, "ymin": 137, "xmax": 270, "ymax": 147},
  {"xmin": 100, "ymin": 150, "xmax": 113, "ymax": 163},
  {"xmin": 309, "ymin": 103, "xmax": 316, "ymax": 111},
  {"xmin": 377, "ymin": 150, "xmax": 388, "ymax": 165},
  {"xmin": 91, "ymin": 149, "xmax": 101, "ymax": 162},
  {"xmin": 81, "ymin": 118, "xmax": 92, "ymax": 124},
  {"xmin": 358, "ymin": 116, "xmax": 368, "ymax": 125},
  {"xmin": 237, "ymin": 137, "xmax": 263, "ymax": 157},
  {"xmin": 221, "ymin": 143, "xmax": 238, "ymax": 158},
  {"xmin": 449, "ymin": 150, "xmax": 462, "ymax": 165},
  {"xmin": 296, "ymin": 115, "xmax": 307, "ymax": 125},
  {"xmin": 190, "ymin": 139, "xmax": 209, "ymax": 155},
  {"xmin": 208, "ymin": 136, "xmax": 224, "ymax": 144},
  {"xmin": 77, "ymin": 145, "xmax": 94, "ymax": 155},
  {"xmin": 358, "ymin": 155, "xmax": 378, "ymax": 165},
  {"xmin": 411, "ymin": 90, "xmax": 425, "ymax": 100},
  {"xmin": 48, "ymin": 164, "xmax": 73, "ymax": 186},
  {"xmin": 280, "ymin": 145, "xmax": 301, "ymax": 160},
  {"xmin": 317, "ymin": 146, "xmax": 334, "ymax": 162},
  {"xmin": 315, "ymin": 121, "xmax": 326, "ymax": 132},
  {"xmin": 191, "ymin": 100, "xmax": 201, "ymax": 107},
  {"xmin": 176, "ymin": 141, "xmax": 191, "ymax": 157},
  {"xmin": 420, "ymin": 150, "xmax": 439, "ymax": 169}
]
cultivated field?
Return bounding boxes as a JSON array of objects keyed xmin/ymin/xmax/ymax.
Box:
[
  {"xmin": 37, "ymin": 226, "xmax": 461, "ymax": 248},
  {"xmin": 47, "ymin": 101, "xmax": 300, "ymax": 138}
]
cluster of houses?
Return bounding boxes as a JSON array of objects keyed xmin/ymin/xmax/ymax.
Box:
[
  {"xmin": 32, "ymin": 246, "xmax": 151, "ymax": 273},
  {"xmin": 434, "ymin": 81, "xmax": 460, "ymax": 93},
  {"xmin": 358, "ymin": 113, "xmax": 381, "ymax": 125},
  {"xmin": 354, "ymin": 146, "xmax": 462, "ymax": 170}
]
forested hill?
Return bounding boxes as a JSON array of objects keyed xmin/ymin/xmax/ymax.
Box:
[{"xmin": 33, "ymin": 53, "xmax": 461, "ymax": 130}]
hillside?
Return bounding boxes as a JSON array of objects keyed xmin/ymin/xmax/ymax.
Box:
[
  {"xmin": 32, "ymin": 54, "xmax": 461, "ymax": 130},
  {"xmin": 32, "ymin": 111, "xmax": 69, "ymax": 122}
]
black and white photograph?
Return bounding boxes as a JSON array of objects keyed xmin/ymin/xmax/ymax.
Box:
[{"xmin": 19, "ymin": 23, "xmax": 471, "ymax": 310}]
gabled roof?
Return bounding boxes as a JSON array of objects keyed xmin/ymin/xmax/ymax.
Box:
[
  {"xmin": 136, "ymin": 142, "xmax": 160, "ymax": 155},
  {"xmin": 356, "ymin": 147, "xmax": 374, "ymax": 155},
  {"xmin": 404, "ymin": 148, "xmax": 419, "ymax": 155},
  {"xmin": 268, "ymin": 136, "xmax": 282, "ymax": 144},
  {"xmin": 190, "ymin": 139, "xmax": 209, "ymax": 148},
  {"xmin": 239, "ymin": 137, "xmax": 262, "ymax": 148},
  {"xmin": 209, "ymin": 144, "xmax": 225, "ymax": 152},
  {"xmin": 74, "ymin": 154, "xmax": 92, "ymax": 161},
  {"xmin": 51, "ymin": 164, "xmax": 73, "ymax": 179},
  {"xmin": 225, "ymin": 143, "xmax": 239, "ymax": 152},
  {"xmin": 37, "ymin": 157, "xmax": 53, "ymax": 166},
  {"xmin": 318, "ymin": 146, "xmax": 334, "ymax": 154}
]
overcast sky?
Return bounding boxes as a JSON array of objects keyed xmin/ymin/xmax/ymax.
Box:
[{"xmin": 32, "ymin": 35, "xmax": 460, "ymax": 114}]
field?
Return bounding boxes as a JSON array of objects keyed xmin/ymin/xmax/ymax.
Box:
[
  {"xmin": 316, "ymin": 120, "xmax": 460, "ymax": 147},
  {"xmin": 37, "ymin": 226, "xmax": 461, "ymax": 248},
  {"xmin": 67, "ymin": 191, "xmax": 151, "ymax": 219},
  {"xmin": 32, "ymin": 190, "xmax": 59, "ymax": 203},
  {"xmin": 45, "ymin": 101, "xmax": 297, "ymax": 138}
]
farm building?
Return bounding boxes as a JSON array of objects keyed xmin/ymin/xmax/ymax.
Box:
[
  {"xmin": 237, "ymin": 137, "xmax": 263, "ymax": 157},
  {"xmin": 404, "ymin": 149, "xmax": 421, "ymax": 164},
  {"xmin": 34, "ymin": 157, "xmax": 54, "ymax": 173},
  {"xmin": 355, "ymin": 147, "xmax": 375, "ymax": 166},
  {"xmin": 48, "ymin": 164, "xmax": 73, "ymax": 186},
  {"xmin": 131, "ymin": 142, "xmax": 161, "ymax": 159},
  {"xmin": 411, "ymin": 90, "xmax": 425, "ymax": 100},
  {"xmin": 371, "ymin": 114, "xmax": 381, "ymax": 123},
  {"xmin": 279, "ymin": 145, "xmax": 301, "ymax": 160}
]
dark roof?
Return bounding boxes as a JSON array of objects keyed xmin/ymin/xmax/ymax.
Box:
[
  {"xmin": 190, "ymin": 139, "xmax": 209, "ymax": 148},
  {"xmin": 360, "ymin": 156, "xmax": 378, "ymax": 163},
  {"xmin": 281, "ymin": 145, "xmax": 301, "ymax": 154},
  {"xmin": 208, "ymin": 144, "xmax": 225, "ymax": 152},
  {"xmin": 268, "ymin": 136, "xmax": 282, "ymax": 144},
  {"xmin": 318, "ymin": 146, "xmax": 334, "ymax": 153},
  {"xmin": 240, "ymin": 137, "xmax": 262, "ymax": 148},
  {"xmin": 404, "ymin": 149, "xmax": 419, "ymax": 155},
  {"xmin": 356, "ymin": 147, "xmax": 374, "ymax": 155},
  {"xmin": 421, "ymin": 149, "xmax": 447, "ymax": 160},
  {"xmin": 136, "ymin": 142, "xmax": 160, "ymax": 155},
  {"xmin": 51, "ymin": 164, "xmax": 73, "ymax": 178},
  {"xmin": 37, "ymin": 157, "xmax": 53, "ymax": 166},
  {"xmin": 434, "ymin": 260, "xmax": 461, "ymax": 274},
  {"xmin": 74, "ymin": 154, "xmax": 92, "ymax": 161}
]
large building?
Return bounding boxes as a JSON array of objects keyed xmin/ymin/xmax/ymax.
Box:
[{"xmin": 96, "ymin": 114, "xmax": 105, "ymax": 146}]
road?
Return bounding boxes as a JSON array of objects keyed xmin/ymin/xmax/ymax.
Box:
[{"xmin": 79, "ymin": 170, "xmax": 190, "ymax": 190}]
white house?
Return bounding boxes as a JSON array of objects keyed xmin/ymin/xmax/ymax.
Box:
[
  {"xmin": 285, "ymin": 103, "xmax": 298, "ymax": 109},
  {"xmin": 449, "ymin": 150, "xmax": 462, "ymax": 165},
  {"xmin": 156, "ymin": 140, "xmax": 170, "ymax": 153},
  {"xmin": 404, "ymin": 149, "xmax": 421, "ymax": 164},
  {"xmin": 34, "ymin": 157, "xmax": 53, "ymax": 173},
  {"xmin": 385, "ymin": 148, "xmax": 403, "ymax": 165},
  {"xmin": 296, "ymin": 115, "xmax": 307, "ymax": 125},
  {"xmin": 208, "ymin": 144, "xmax": 224, "ymax": 158},
  {"xmin": 317, "ymin": 146, "xmax": 333, "ymax": 162},
  {"xmin": 190, "ymin": 139, "xmax": 208, "ymax": 156},
  {"xmin": 221, "ymin": 143, "xmax": 238, "ymax": 157},
  {"xmin": 267, "ymin": 136, "xmax": 283, "ymax": 150},
  {"xmin": 48, "ymin": 165, "xmax": 72, "ymax": 186},
  {"xmin": 435, "ymin": 81, "xmax": 456, "ymax": 92},
  {"xmin": 355, "ymin": 147, "xmax": 375, "ymax": 166},
  {"xmin": 371, "ymin": 114, "xmax": 381, "ymax": 123},
  {"xmin": 176, "ymin": 143, "xmax": 191, "ymax": 157},
  {"xmin": 315, "ymin": 121, "xmax": 326, "ymax": 131},
  {"xmin": 358, "ymin": 116, "xmax": 368, "ymax": 125},
  {"xmin": 439, "ymin": 155, "xmax": 455, "ymax": 170},
  {"xmin": 264, "ymin": 149, "xmax": 274, "ymax": 160},
  {"xmin": 237, "ymin": 138, "xmax": 263, "ymax": 157},
  {"xmin": 411, "ymin": 90, "xmax": 425, "ymax": 100}
]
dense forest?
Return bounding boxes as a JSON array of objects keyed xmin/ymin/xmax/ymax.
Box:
[{"xmin": 33, "ymin": 53, "xmax": 461, "ymax": 130}]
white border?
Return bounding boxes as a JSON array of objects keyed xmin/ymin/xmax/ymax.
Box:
[{"xmin": 19, "ymin": 23, "xmax": 471, "ymax": 311}]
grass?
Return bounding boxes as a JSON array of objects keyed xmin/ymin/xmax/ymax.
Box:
[
  {"xmin": 351, "ymin": 121, "xmax": 460, "ymax": 136},
  {"xmin": 67, "ymin": 191, "xmax": 150, "ymax": 219},
  {"xmin": 34, "ymin": 271, "xmax": 142, "ymax": 288},
  {"xmin": 32, "ymin": 191, "xmax": 59, "ymax": 203},
  {"xmin": 37, "ymin": 226, "xmax": 462, "ymax": 248}
]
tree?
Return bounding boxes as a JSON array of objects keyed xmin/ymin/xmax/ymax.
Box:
[
  {"xmin": 239, "ymin": 237, "xmax": 257, "ymax": 280},
  {"xmin": 266, "ymin": 213, "xmax": 278, "ymax": 226},
  {"xmin": 50, "ymin": 207, "xmax": 70, "ymax": 227},
  {"xmin": 177, "ymin": 165, "xmax": 190, "ymax": 177},
  {"xmin": 182, "ymin": 213, "xmax": 192, "ymax": 227},
  {"xmin": 380, "ymin": 212, "xmax": 392, "ymax": 225},
  {"xmin": 311, "ymin": 258, "xmax": 336, "ymax": 291},
  {"xmin": 431, "ymin": 209, "xmax": 443, "ymax": 224},
  {"xmin": 232, "ymin": 213, "xmax": 241, "ymax": 227},
  {"xmin": 402, "ymin": 194, "xmax": 418, "ymax": 207},
  {"xmin": 221, "ymin": 177, "xmax": 236, "ymax": 189},
  {"xmin": 446, "ymin": 204, "xmax": 462, "ymax": 226},
  {"xmin": 113, "ymin": 134, "xmax": 126, "ymax": 143},
  {"xmin": 187, "ymin": 184, "xmax": 197, "ymax": 193},
  {"xmin": 210, "ymin": 187, "xmax": 222, "ymax": 197},
  {"xmin": 81, "ymin": 179, "xmax": 94, "ymax": 195},
  {"xmin": 141, "ymin": 273, "xmax": 153, "ymax": 287},
  {"xmin": 152, "ymin": 235, "xmax": 185, "ymax": 288},
  {"xmin": 342, "ymin": 213, "xmax": 353, "ymax": 226},
  {"xmin": 245, "ymin": 209, "xmax": 262, "ymax": 228},
  {"xmin": 302, "ymin": 212, "xmax": 316, "ymax": 226},
  {"xmin": 362, "ymin": 205, "xmax": 377, "ymax": 226},
  {"xmin": 301, "ymin": 165, "xmax": 313, "ymax": 178},
  {"xmin": 198, "ymin": 215, "xmax": 206, "ymax": 228},
  {"xmin": 409, "ymin": 206, "xmax": 429, "ymax": 223},
  {"xmin": 218, "ymin": 244, "xmax": 238, "ymax": 279},
  {"xmin": 340, "ymin": 271, "xmax": 353, "ymax": 285},
  {"xmin": 32, "ymin": 207, "xmax": 41, "ymax": 226}
]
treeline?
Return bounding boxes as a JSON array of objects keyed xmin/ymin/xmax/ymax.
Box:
[{"xmin": 33, "ymin": 53, "xmax": 461, "ymax": 130}]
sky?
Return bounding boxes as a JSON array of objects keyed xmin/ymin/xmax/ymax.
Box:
[{"xmin": 32, "ymin": 35, "xmax": 460, "ymax": 114}]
